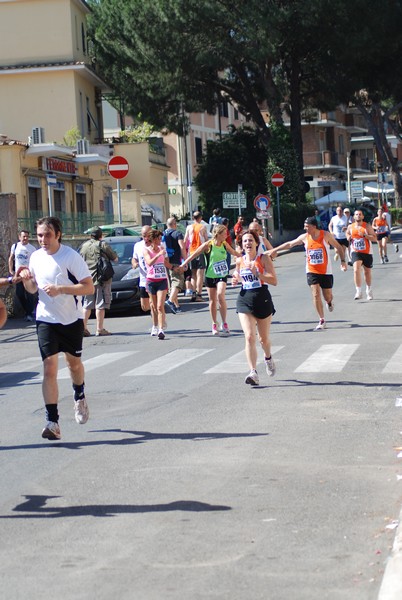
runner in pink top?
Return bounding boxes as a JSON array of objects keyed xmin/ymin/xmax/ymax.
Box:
[{"xmin": 143, "ymin": 229, "xmax": 172, "ymax": 340}]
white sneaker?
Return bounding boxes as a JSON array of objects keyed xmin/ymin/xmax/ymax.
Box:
[
  {"xmin": 212, "ymin": 323, "xmax": 219, "ymax": 336},
  {"xmin": 42, "ymin": 421, "xmax": 61, "ymax": 440},
  {"xmin": 245, "ymin": 369, "xmax": 259, "ymax": 385},
  {"xmin": 314, "ymin": 319, "xmax": 326, "ymax": 331},
  {"xmin": 151, "ymin": 325, "xmax": 158, "ymax": 336},
  {"xmin": 74, "ymin": 397, "xmax": 89, "ymax": 424},
  {"xmin": 354, "ymin": 291, "xmax": 362, "ymax": 300},
  {"xmin": 220, "ymin": 322, "xmax": 230, "ymax": 336},
  {"xmin": 366, "ymin": 290, "xmax": 373, "ymax": 301},
  {"xmin": 326, "ymin": 300, "xmax": 334, "ymax": 312},
  {"xmin": 265, "ymin": 356, "xmax": 276, "ymax": 376}
]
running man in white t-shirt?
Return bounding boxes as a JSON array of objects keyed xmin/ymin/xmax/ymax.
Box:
[{"xmin": 18, "ymin": 216, "xmax": 94, "ymax": 441}]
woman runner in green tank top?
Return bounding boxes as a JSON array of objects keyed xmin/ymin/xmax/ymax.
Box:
[{"xmin": 180, "ymin": 224, "xmax": 241, "ymax": 335}]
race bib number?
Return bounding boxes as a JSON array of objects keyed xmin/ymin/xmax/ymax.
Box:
[
  {"xmin": 377, "ymin": 225, "xmax": 386, "ymax": 233},
  {"xmin": 240, "ymin": 268, "xmax": 262, "ymax": 290},
  {"xmin": 153, "ymin": 264, "xmax": 167, "ymax": 279},
  {"xmin": 352, "ymin": 238, "xmax": 366, "ymax": 251},
  {"xmin": 212, "ymin": 260, "xmax": 228, "ymax": 277},
  {"xmin": 308, "ymin": 248, "xmax": 324, "ymax": 265}
]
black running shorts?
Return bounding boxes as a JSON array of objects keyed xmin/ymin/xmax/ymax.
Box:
[{"xmin": 36, "ymin": 319, "xmax": 84, "ymax": 360}]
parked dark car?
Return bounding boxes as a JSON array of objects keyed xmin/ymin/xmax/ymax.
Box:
[
  {"xmin": 84, "ymin": 224, "xmax": 142, "ymax": 237},
  {"xmin": 103, "ymin": 236, "xmax": 141, "ymax": 314}
]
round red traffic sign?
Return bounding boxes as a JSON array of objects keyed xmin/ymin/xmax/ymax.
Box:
[
  {"xmin": 271, "ymin": 172, "xmax": 284, "ymax": 187},
  {"xmin": 108, "ymin": 156, "xmax": 129, "ymax": 180},
  {"xmin": 253, "ymin": 194, "xmax": 271, "ymax": 210}
]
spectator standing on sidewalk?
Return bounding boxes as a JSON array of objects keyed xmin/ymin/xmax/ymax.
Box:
[
  {"xmin": 8, "ymin": 229, "xmax": 37, "ymax": 321},
  {"xmin": 17, "ymin": 216, "xmax": 94, "ymax": 441},
  {"xmin": 80, "ymin": 226, "xmax": 118, "ymax": 337},
  {"xmin": 163, "ymin": 217, "xmax": 186, "ymax": 314}
]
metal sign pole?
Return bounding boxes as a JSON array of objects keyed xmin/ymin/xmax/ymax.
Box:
[
  {"xmin": 237, "ymin": 184, "xmax": 243, "ymax": 215},
  {"xmin": 276, "ymin": 187, "xmax": 282, "ymax": 242},
  {"xmin": 48, "ymin": 183, "xmax": 53, "ymax": 216},
  {"xmin": 117, "ymin": 179, "xmax": 122, "ymax": 224}
]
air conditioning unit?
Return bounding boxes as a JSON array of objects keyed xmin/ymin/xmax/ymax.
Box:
[
  {"xmin": 32, "ymin": 127, "xmax": 45, "ymax": 144},
  {"xmin": 77, "ymin": 139, "xmax": 90, "ymax": 155}
]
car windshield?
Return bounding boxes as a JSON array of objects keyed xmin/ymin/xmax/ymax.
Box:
[{"xmin": 108, "ymin": 241, "xmax": 135, "ymax": 265}]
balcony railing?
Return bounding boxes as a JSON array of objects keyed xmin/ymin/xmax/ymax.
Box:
[
  {"xmin": 17, "ymin": 211, "xmax": 114, "ymax": 236},
  {"xmin": 303, "ymin": 150, "xmax": 340, "ymax": 167}
]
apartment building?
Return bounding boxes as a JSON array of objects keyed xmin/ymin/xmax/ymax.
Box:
[
  {"xmin": 0, "ymin": 0, "xmax": 170, "ymax": 230},
  {"xmin": 0, "ymin": 0, "xmax": 106, "ymax": 144}
]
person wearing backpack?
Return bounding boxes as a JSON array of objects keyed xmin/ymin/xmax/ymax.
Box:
[{"xmin": 79, "ymin": 226, "xmax": 118, "ymax": 336}]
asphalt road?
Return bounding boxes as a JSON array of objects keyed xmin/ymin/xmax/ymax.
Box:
[{"xmin": 1, "ymin": 239, "xmax": 402, "ymax": 600}]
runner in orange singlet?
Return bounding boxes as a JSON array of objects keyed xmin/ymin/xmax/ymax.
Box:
[
  {"xmin": 268, "ymin": 216, "xmax": 347, "ymax": 331},
  {"xmin": 346, "ymin": 209, "xmax": 376, "ymax": 300},
  {"xmin": 184, "ymin": 211, "xmax": 208, "ymax": 302},
  {"xmin": 372, "ymin": 207, "xmax": 390, "ymax": 264}
]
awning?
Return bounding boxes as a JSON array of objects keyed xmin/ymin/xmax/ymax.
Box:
[{"xmin": 364, "ymin": 181, "xmax": 394, "ymax": 195}]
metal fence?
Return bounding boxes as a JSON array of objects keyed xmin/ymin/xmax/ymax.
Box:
[{"xmin": 17, "ymin": 212, "xmax": 114, "ymax": 236}]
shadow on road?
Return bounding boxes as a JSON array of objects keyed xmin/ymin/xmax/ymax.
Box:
[{"xmin": 0, "ymin": 494, "xmax": 231, "ymax": 518}]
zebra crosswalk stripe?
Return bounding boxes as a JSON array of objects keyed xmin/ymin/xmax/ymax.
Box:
[
  {"xmin": 205, "ymin": 346, "xmax": 284, "ymax": 374},
  {"xmin": 382, "ymin": 345, "xmax": 402, "ymax": 373},
  {"xmin": 122, "ymin": 349, "xmax": 213, "ymax": 376},
  {"xmin": 295, "ymin": 344, "xmax": 359, "ymax": 373},
  {"xmin": 58, "ymin": 351, "xmax": 138, "ymax": 380}
]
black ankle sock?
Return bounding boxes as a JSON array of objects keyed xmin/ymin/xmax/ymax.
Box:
[
  {"xmin": 72, "ymin": 382, "xmax": 85, "ymax": 401},
  {"xmin": 45, "ymin": 404, "xmax": 59, "ymax": 423}
]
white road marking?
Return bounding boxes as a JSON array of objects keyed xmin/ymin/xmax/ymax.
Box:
[
  {"xmin": 58, "ymin": 352, "xmax": 137, "ymax": 379},
  {"xmin": 383, "ymin": 345, "xmax": 402, "ymax": 373},
  {"xmin": 295, "ymin": 344, "xmax": 359, "ymax": 373},
  {"xmin": 204, "ymin": 346, "xmax": 284, "ymax": 374},
  {"xmin": 0, "ymin": 358, "xmax": 42, "ymax": 373},
  {"xmin": 122, "ymin": 349, "xmax": 213, "ymax": 376}
]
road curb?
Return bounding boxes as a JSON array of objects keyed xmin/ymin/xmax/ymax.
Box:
[{"xmin": 377, "ymin": 507, "xmax": 402, "ymax": 599}]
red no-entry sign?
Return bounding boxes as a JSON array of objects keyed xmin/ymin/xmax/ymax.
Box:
[
  {"xmin": 271, "ymin": 172, "xmax": 284, "ymax": 187},
  {"xmin": 108, "ymin": 156, "xmax": 129, "ymax": 180}
]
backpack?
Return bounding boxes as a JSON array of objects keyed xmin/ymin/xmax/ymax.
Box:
[{"xmin": 96, "ymin": 242, "xmax": 114, "ymax": 282}]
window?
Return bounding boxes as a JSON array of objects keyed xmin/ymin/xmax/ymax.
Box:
[
  {"xmin": 28, "ymin": 186, "xmax": 42, "ymax": 212},
  {"xmin": 195, "ymin": 137, "xmax": 203, "ymax": 164},
  {"xmin": 234, "ymin": 108, "xmax": 239, "ymax": 120},
  {"xmin": 219, "ymin": 100, "xmax": 229, "ymax": 118},
  {"xmin": 338, "ymin": 134, "xmax": 344, "ymax": 155},
  {"xmin": 81, "ymin": 23, "xmax": 86, "ymax": 55},
  {"xmin": 86, "ymin": 97, "xmax": 91, "ymax": 133}
]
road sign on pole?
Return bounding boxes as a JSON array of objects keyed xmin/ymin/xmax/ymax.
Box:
[
  {"xmin": 253, "ymin": 194, "xmax": 271, "ymax": 211},
  {"xmin": 107, "ymin": 156, "xmax": 129, "ymax": 180},
  {"xmin": 350, "ymin": 180, "xmax": 363, "ymax": 201},
  {"xmin": 108, "ymin": 156, "xmax": 129, "ymax": 224},
  {"xmin": 271, "ymin": 172, "xmax": 285, "ymax": 188},
  {"xmin": 222, "ymin": 191, "xmax": 247, "ymax": 209}
]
